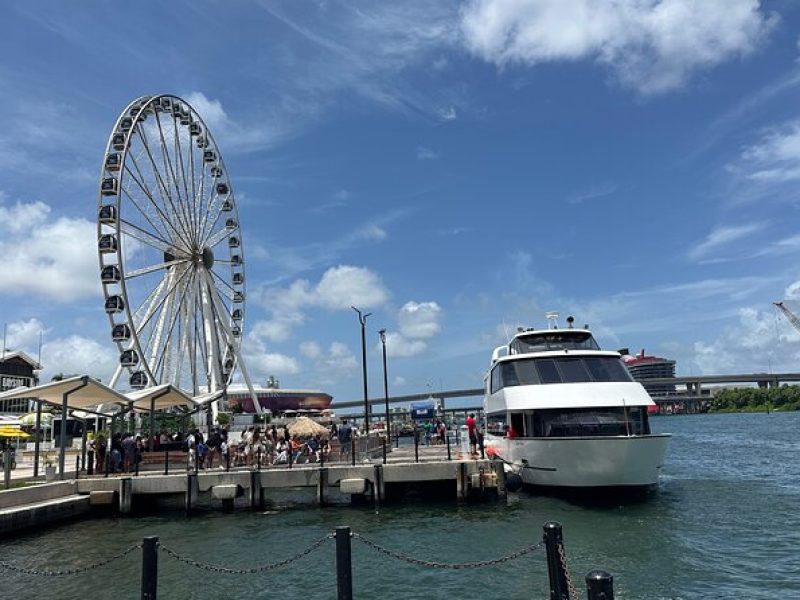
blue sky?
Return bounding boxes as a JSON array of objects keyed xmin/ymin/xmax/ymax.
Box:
[{"xmin": 3, "ymin": 0, "xmax": 800, "ymax": 404}]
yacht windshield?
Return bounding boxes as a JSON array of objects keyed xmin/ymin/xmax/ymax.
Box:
[
  {"xmin": 511, "ymin": 332, "xmax": 599, "ymax": 354},
  {"xmin": 490, "ymin": 355, "xmax": 633, "ymax": 392}
]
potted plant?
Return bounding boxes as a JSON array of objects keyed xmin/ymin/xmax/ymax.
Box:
[{"xmin": 43, "ymin": 452, "xmax": 57, "ymax": 482}]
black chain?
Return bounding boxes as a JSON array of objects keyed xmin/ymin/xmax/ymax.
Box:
[
  {"xmin": 159, "ymin": 533, "xmax": 333, "ymax": 574},
  {"xmin": 0, "ymin": 543, "xmax": 142, "ymax": 577},
  {"xmin": 352, "ymin": 533, "xmax": 544, "ymax": 570}
]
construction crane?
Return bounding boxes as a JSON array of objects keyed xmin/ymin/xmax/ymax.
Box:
[{"xmin": 773, "ymin": 301, "xmax": 800, "ymax": 334}]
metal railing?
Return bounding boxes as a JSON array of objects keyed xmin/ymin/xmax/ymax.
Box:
[{"xmin": 0, "ymin": 521, "xmax": 614, "ymax": 599}]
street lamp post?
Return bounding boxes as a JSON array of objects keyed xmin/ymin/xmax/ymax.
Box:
[
  {"xmin": 352, "ymin": 306, "xmax": 371, "ymax": 432},
  {"xmin": 378, "ymin": 329, "xmax": 390, "ymax": 438}
]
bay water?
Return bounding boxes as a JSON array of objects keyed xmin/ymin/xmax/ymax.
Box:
[{"xmin": 2, "ymin": 412, "xmax": 799, "ymax": 599}]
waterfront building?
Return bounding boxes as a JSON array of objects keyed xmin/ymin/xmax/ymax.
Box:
[
  {"xmin": 225, "ymin": 375, "xmax": 332, "ymax": 415},
  {"xmin": 0, "ymin": 351, "xmax": 41, "ymax": 415},
  {"xmin": 622, "ymin": 349, "xmax": 676, "ymax": 396}
]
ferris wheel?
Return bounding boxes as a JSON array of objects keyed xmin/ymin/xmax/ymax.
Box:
[{"xmin": 96, "ymin": 94, "xmax": 260, "ymax": 411}]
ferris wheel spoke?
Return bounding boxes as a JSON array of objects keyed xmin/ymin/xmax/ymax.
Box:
[
  {"xmin": 210, "ymin": 268, "xmax": 237, "ymax": 298},
  {"xmin": 204, "ymin": 227, "xmax": 233, "ymax": 250},
  {"xmin": 119, "ymin": 181, "xmax": 172, "ymax": 244},
  {"xmin": 119, "ymin": 219, "xmax": 174, "ymax": 253},
  {"xmin": 153, "ymin": 111, "xmax": 195, "ymax": 243},
  {"xmin": 134, "ymin": 266, "xmax": 193, "ymax": 339},
  {"xmin": 152, "ymin": 268, "xmax": 193, "ymax": 382},
  {"xmin": 198, "ymin": 166, "xmax": 222, "ymax": 243},
  {"xmin": 124, "ymin": 161, "xmax": 192, "ymax": 251},
  {"xmin": 172, "ymin": 115, "xmax": 195, "ymax": 242},
  {"xmin": 124, "ymin": 258, "xmax": 189, "ymax": 280},
  {"xmin": 134, "ymin": 124, "xmax": 195, "ymax": 247}
]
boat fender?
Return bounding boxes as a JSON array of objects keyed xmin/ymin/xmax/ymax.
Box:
[{"xmin": 506, "ymin": 472, "xmax": 523, "ymax": 493}]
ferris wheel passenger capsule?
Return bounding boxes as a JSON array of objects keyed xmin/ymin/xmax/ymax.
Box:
[
  {"xmin": 228, "ymin": 236, "xmax": 240, "ymax": 248},
  {"xmin": 99, "ymin": 204, "xmax": 117, "ymax": 223},
  {"xmin": 101, "ymin": 178, "xmax": 118, "ymax": 196},
  {"xmin": 189, "ymin": 122, "xmax": 202, "ymax": 136},
  {"xmin": 120, "ymin": 349, "xmax": 139, "ymax": 367},
  {"xmin": 233, "ymin": 291, "xmax": 244, "ymax": 303},
  {"xmin": 225, "ymin": 218, "xmax": 237, "ymax": 231},
  {"xmin": 112, "ymin": 323, "xmax": 131, "ymax": 341},
  {"xmin": 179, "ymin": 108, "xmax": 191, "ymax": 125},
  {"xmin": 129, "ymin": 371, "xmax": 148, "ymax": 389},
  {"xmin": 119, "ymin": 117, "xmax": 133, "ymax": 132},
  {"xmin": 196, "ymin": 136, "xmax": 208, "ymax": 149},
  {"xmin": 223, "ymin": 358, "xmax": 234, "ymax": 375},
  {"xmin": 111, "ymin": 133, "xmax": 126, "ymax": 151},
  {"xmin": 232, "ymin": 272, "xmax": 244, "ymax": 285},
  {"xmin": 101, "ymin": 265, "xmax": 121, "ymax": 284},
  {"xmin": 232, "ymin": 309, "xmax": 242, "ymax": 321},
  {"xmin": 221, "ymin": 199, "xmax": 233, "ymax": 212},
  {"xmin": 171, "ymin": 102, "xmax": 182, "ymax": 117},
  {"xmin": 159, "ymin": 97, "xmax": 172, "ymax": 111},
  {"xmin": 98, "ymin": 234, "xmax": 118, "ymax": 253},
  {"xmin": 105, "ymin": 153, "xmax": 122, "ymax": 171},
  {"xmin": 216, "ymin": 182, "xmax": 229, "ymax": 196},
  {"xmin": 105, "ymin": 295, "xmax": 125, "ymax": 314},
  {"xmin": 232, "ymin": 326, "xmax": 241, "ymax": 337},
  {"xmin": 231, "ymin": 254, "xmax": 241, "ymax": 266},
  {"xmin": 211, "ymin": 166, "xmax": 223, "ymax": 177},
  {"xmin": 203, "ymin": 150, "xmax": 217, "ymax": 163}
]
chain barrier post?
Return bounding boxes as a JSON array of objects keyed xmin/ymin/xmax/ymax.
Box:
[
  {"xmin": 87, "ymin": 450, "xmax": 94, "ymax": 476},
  {"xmin": 351, "ymin": 438, "xmax": 356, "ymax": 466},
  {"xmin": 335, "ymin": 526, "xmax": 353, "ymax": 600},
  {"xmin": 76, "ymin": 456, "xmax": 80, "ymax": 479},
  {"xmin": 3, "ymin": 447, "xmax": 10, "ymax": 489},
  {"xmin": 225, "ymin": 448, "xmax": 230, "ymax": 472},
  {"xmin": 586, "ymin": 570, "xmax": 614, "ymax": 600},
  {"xmin": 543, "ymin": 521, "xmax": 569, "ymax": 600},
  {"xmin": 395, "ymin": 432, "xmax": 399, "ymax": 449},
  {"xmin": 382, "ymin": 437, "xmax": 387, "ymax": 465},
  {"xmin": 164, "ymin": 451, "xmax": 169, "ymax": 475},
  {"xmin": 414, "ymin": 431, "xmax": 419, "ymax": 463},
  {"xmin": 141, "ymin": 536, "xmax": 158, "ymax": 600},
  {"xmin": 135, "ymin": 453, "xmax": 139, "ymax": 477},
  {"xmin": 446, "ymin": 432, "xmax": 452, "ymax": 461}
]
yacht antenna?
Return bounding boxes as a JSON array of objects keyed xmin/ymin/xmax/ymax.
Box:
[{"xmin": 545, "ymin": 312, "xmax": 559, "ymax": 329}]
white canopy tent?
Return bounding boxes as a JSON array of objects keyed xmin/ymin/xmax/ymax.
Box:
[{"xmin": 0, "ymin": 377, "xmax": 206, "ymax": 478}]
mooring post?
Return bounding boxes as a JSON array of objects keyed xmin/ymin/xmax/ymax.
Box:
[
  {"xmin": 586, "ymin": 570, "xmax": 614, "ymax": 600},
  {"xmin": 543, "ymin": 522, "xmax": 569, "ymax": 600},
  {"xmin": 185, "ymin": 473, "xmax": 198, "ymax": 516},
  {"xmin": 87, "ymin": 450, "xmax": 94, "ymax": 476},
  {"xmin": 351, "ymin": 438, "xmax": 356, "ymax": 466},
  {"xmin": 75, "ymin": 456, "xmax": 80, "ymax": 479},
  {"xmin": 318, "ymin": 467, "xmax": 329, "ymax": 506},
  {"xmin": 373, "ymin": 464, "xmax": 384, "ymax": 509},
  {"xmin": 135, "ymin": 454, "xmax": 140, "ymax": 477},
  {"xmin": 119, "ymin": 477, "xmax": 132, "ymax": 514},
  {"xmin": 335, "ymin": 526, "xmax": 353, "ymax": 600},
  {"xmin": 414, "ymin": 433, "xmax": 419, "ymax": 463},
  {"xmin": 446, "ymin": 433, "xmax": 452, "ymax": 461},
  {"xmin": 249, "ymin": 470, "xmax": 262, "ymax": 509},
  {"xmin": 141, "ymin": 536, "xmax": 159, "ymax": 600},
  {"xmin": 164, "ymin": 451, "xmax": 169, "ymax": 476},
  {"xmin": 382, "ymin": 437, "xmax": 387, "ymax": 465}
]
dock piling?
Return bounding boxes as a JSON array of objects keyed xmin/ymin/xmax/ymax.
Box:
[
  {"xmin": 335, "ymin": 526, "xmax": 353, "ymax": 600},
  {"xmin": 185, "ymin": 473, "xmax": 198, "ymax": 516},
  {"xmin": 318, "ymin": 467, "xmax": 329, "ymax": 506},
  {"xmin": 119, "ymin": 477, "xmax": 132, "ymax": 514},
  {"xmin": 141, "ymin": 536, "xmax": 159, "ymax": 600},
  {"xmin": 585, "ymin": 570, "xmax": 614, "ymax": 600},
  {"xmin": 543, "ymin": 522, "xmax": 569, "ymax": 600}
]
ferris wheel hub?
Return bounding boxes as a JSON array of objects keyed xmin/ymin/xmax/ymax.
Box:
[{"xmin": 201, "ymin": 247, "xmax": 214, "ymax": 270}]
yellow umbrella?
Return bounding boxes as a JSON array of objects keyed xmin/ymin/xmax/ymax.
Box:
[{"xmin": 0, "ymin": 429, "xmax": 29, "ymax": 438}]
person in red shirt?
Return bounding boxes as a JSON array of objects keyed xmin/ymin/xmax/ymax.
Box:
[{"xmin": 466, "ymin": 413, "xmax": 477, "ymax": 456}]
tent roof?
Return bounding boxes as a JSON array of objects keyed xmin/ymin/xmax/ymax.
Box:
[
  {"xmin": 125, "ymin": 384, "xmax": 197, "ymax": 411},
  {"xmin": 192, "ymin": 389, "xmax": 226, "ymax": 407},
  {"xmin": 0, "ymin": 375, "xmax": 128, "ymax": 413}
]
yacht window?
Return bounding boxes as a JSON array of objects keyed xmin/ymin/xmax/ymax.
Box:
[
  {"xmin": 486, "ymin": 413, "xmax": 506, "ymax": 434},
  {"xmin": 536, "ymin": 359, "xmax": 562, "ymax": 384},
  {"xmin": 532, "ymin": 407, "xmax": 650, "ymax": 438},
  {"xmin": 556, "ymin": 358, "xmax": 592, "ymax": 383},
  {"xmin": 510, "ymin": 412, "xmax": 524, "ymax": 436},
  {"xmin": 512, "ymin": 331, "xmax": 600, "ymax": 353},
  {"xmin": 490, "ymin": 365, "xmax": 502, "ymax": 394}
]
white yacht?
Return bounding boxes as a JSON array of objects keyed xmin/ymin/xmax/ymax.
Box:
[{"xmin": 483, "ymin": 315, "xmax": 670, "ymax": 492}]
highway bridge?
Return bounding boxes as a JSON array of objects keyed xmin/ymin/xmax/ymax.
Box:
[{"xmin": 331, "ymin": 373, "xmax": 800, "ymax": 418}]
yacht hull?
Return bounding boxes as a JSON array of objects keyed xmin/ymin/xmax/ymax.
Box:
[{"xmin": 484, "ymin": 433, "xmax": 670, "ymax": 489}]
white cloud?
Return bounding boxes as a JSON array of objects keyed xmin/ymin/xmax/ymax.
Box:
[
  {"xmin": 184, "ymin": 92, "xmax": 228, "ymax": 129},
  {"xmin": 40, "ymin": 335, "xmax": 117, "ymax": 382},
  {"xmin": 357, "ymin": 224, "xmax": 388, "ymax": 241},
  {"xmin": 438, "ymin": 106, "xmax": 458, "ymax": 121},
  {"xmin": 382, "ymin": 331, "xmax": 428, "ymax": 358},
  {"xmin": 739, "ymin": 120, "xmax": 800, "ymax": 183},
  {"xmin": 416, "ymin": 146, "xmax": 439, "ymax": 160},
  {"xmin": 0, "ymin": 199, "xmax": 100, "ymax": 302},
  {"xmin": 5, "ymin": 318, "xmax": 45, "ymax": 353},
  {"xmin": 252, "ymin": 265, "xmax": 390, "ymax": 343},
  {"xmin": 460, "ymin": 0, "xmax": 777, "ymax": 95},
  {"xmin": 687, "ymin": 222, "xmax": 767, "ymax": 262},
  {"xmin": 315, "ymin": 266, "xmax": 390, "ymax": 310},
  {"xmin": 785, "ymin": 281, "xmax": 800, "ymax": 300},
  {"xmin": 398, "ymin": 301, "xmax": 442, "ymax": 339},
  {"xmin": 566, "ymin": 182, "xmax": 617, "ymax": 204},
  {"xmin": 299, "ymin": 341, "xmax": 322, "ymax": 359},
  {"xmin": 392, "ymin": 375, "xmax": 407, "ymax": 387},
  {"xmin": 693, "ymin": 307, "xmax": 799, "ymax": 374}
]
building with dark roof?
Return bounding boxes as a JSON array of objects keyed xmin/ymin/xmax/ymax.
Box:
[
  {"xmin": 0, "ymin": 351, "xmax": 41, "ymax": 414},
  {"xmin": 622, "ymin": 349, "xmax": 676, "ymax": 396}
]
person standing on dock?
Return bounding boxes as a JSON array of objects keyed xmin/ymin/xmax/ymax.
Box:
[
  {"xmin": 466, "ymin": 413, "xmax": 477, "ymax": 457},
  {"xmin": 338, "ymin": 419, "xmax": 353, "ymax": 461}
]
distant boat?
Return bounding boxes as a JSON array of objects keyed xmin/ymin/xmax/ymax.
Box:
[
  {"xmin": 225, "ymin": 380, "xmax": 332, "ymax": 414},
  {"xmin": 482, "ymin": 314, "xmax": 671, "ymax": 493}
]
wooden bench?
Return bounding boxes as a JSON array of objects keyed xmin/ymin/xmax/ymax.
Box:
[{"xmin": 140, "ymin": 451, "xmax": 186, "ymax": 465}]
